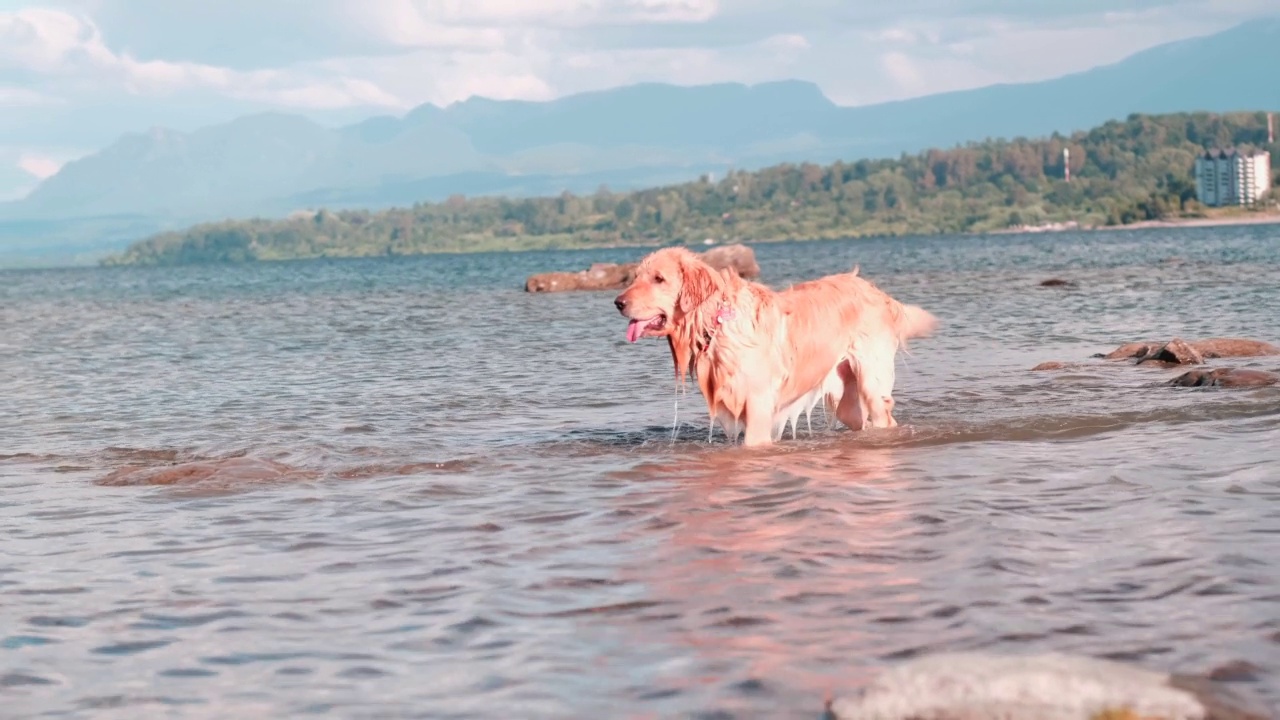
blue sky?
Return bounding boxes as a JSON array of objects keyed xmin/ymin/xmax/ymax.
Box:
[{"xmin": 1, "ymin": 0, "xmax": 1276, "ymax": 200}]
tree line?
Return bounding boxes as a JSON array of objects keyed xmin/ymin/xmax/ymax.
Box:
[{"xmin": 104, "ymin": 111, "xmax": 1280, "ymax": 266}]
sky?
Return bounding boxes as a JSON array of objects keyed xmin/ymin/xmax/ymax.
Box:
[{"xmin": 1, "ymin": 0, "xmax": 1276, "ymax": 200}]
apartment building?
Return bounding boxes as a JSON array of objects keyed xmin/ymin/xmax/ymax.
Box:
[{"xmin": 1194, "ymin": 148, "xmax": 1272, "ymax": 207}]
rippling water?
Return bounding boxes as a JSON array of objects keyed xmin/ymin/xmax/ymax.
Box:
[{"xmin": 4, "ymin": 227, "xmax": 1280, "ymax": 718}]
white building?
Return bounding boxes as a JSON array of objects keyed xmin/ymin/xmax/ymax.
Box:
[{"xmin": 1195, "ymin": 149, "xmax": 1272, "ymax": 207}]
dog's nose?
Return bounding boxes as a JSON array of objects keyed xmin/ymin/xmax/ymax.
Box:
[{"xmin": 614, "ymin": 296, "xmax": 627, "ymax": 313}]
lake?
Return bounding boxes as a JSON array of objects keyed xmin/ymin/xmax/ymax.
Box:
[{"xmin": 3, "ymin": 226, "xmax": 1279, "ymax": 718}]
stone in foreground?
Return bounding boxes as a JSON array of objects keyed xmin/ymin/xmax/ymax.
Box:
[
  {"xmin": 524, "ymin": 243, "xmax": 759, "ymax": 293},
  {"xmin": 830, "ymin": 652, "xmax": 1268, "ymax": 720}
]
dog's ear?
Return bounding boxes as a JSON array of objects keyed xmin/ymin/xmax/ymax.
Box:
[{"xmin": 677, "ymin": 255, "xmax": 719, "ymax": 316}]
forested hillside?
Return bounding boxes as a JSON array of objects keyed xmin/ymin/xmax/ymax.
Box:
[{"xmin": 106, "ymin": 112, "xmax": 1280, "ymax": 266}]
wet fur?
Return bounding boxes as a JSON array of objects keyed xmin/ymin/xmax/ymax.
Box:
[{"xmin": 615, "ymin": 247, "xmax": 937, "ymax": 447}]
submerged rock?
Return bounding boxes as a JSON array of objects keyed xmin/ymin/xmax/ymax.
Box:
[
  {"xmin": 1168, "ymin": 368, "xmax": 1280, "ymax": 389},
  {"xmin": 524, "ymin": 243, "xmax": 759, "ymax": 293},
  {"xmin": 1040, "ymin": 278, "xmax": 1076, "ymax": 288},
  {"xmin": 1206, "ymin": 661, "xmax": 1264, "ymax": 683},
  {"xmin": 830, "ymin": 652, "xmax": 1269, "ymax": 720},
  {"xmin": 97, "ymin": 457, "xmax": 311, "ymax": 487}
]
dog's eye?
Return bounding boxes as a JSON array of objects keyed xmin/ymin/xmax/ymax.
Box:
[{"xmin": 654, "ymin": 274, "xmax": 666, "ymax": 284}]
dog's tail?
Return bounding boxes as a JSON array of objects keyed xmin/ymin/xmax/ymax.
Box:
[{"xmin": 896, "ymin": 303, "xmax": 938, "ymax": 343}]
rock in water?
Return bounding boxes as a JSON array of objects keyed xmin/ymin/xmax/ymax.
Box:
[
  {"xmin": 1169, "ymin": 368, "xmax": 1280, "ymax": 388},
  {"xmin": 1139, "ymin": 338, "xmax": 1205, "ymax": 366},
  {"xmin": 830, "ymin": 652, "xmax": 1268, "ymax": 720},
  {"xmin": 700, "ymin": 243, "xmax": 761, "ymax": 280},
  {"xmin": 1101, "ymin": 338, "xmax": 1280, "ymax": 362},
  {"xmin": 524, "ymin": 271, "xmax": 588, "ymax": 293},
  {"xmin": 524, "ymin": 243, "xmax": 759, "ymax": 293},
  {"xmin": 1190, "ymin": 338, "xmax": 1280, "ymax": 359},
  {"xmin": 1102, "ymin": 342, "xmax": 1165, "ymax": 361}
]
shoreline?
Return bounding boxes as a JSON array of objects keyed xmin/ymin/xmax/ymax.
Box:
[
  {"xmin": 1097, "ymin": 211, "xmax": 1280, "ymax": 231},
  {"xmin": 9, "ymin": 211, "xmax": 1280, "ymax": 271},
  {"xmin": 997, "ymin": 211, "xmax": 1280, "ymax": 234}
]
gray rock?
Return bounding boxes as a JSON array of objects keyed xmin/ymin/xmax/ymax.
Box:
[{"xmin": 831, "ymin": 653, "xmax": 1214, "ymax": 720}]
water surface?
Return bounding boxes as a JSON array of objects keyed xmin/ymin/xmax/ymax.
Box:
[{"xmin": 4, "ymin": 227, "xmax": 1280, "ymax": 718}]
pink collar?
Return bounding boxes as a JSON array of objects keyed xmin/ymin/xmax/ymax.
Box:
[
  {"xmin": 696, "ymin": 301, "xmax": 736, "ymax": 354},
  {"xmin": 715, "ymin": 304, "xmax": 736, "ymax": 325}
]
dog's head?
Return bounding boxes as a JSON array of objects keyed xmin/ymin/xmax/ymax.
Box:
[{"xmin": 613, "ymin": 247, "xmax": 721, "ymax": 343}]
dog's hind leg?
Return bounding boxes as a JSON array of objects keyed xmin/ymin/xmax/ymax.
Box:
[
  {"xmin": 833, "ymin": 359, "xmax": 867, "ymax": 431},
  {"xmin": 854, "ymin": 337, "xmax": 899, "ymax": 429}
]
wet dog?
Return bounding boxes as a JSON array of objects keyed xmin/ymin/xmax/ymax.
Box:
[{"xmin": 614, "ymin": 247, "xmax": 936, "ymax": 446}]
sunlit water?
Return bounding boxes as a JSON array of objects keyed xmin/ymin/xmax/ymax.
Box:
[{"xmin": 3, "ymin": 227, "xmax": 1280, "ymax": 718}]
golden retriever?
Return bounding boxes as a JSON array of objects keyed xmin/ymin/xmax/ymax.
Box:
[{"xmin": 613, "ymin": 247, "xmax": 937, "ymax": 447}]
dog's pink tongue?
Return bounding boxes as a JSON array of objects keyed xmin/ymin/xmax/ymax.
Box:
[{"xmin": 626, "ymin": 319, "xmax": 646, "ymax": 343}]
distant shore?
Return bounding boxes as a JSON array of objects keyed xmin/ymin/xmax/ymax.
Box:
[
  {"xmin": 1099, "ymin": 211, "xmax": 1280, "ymax": 231},
  {"xmin": 996, "ymin": 210, "xmax": 1280, "ymax": 235}
]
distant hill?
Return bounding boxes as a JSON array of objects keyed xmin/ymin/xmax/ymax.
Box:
[
  {"xmin": 103, "ymin": 111, "xmax": 1280, "ymax": 267},
  {"xmin": 4, "ymin": 17, "xmax": 1280, "ymax": 264}
]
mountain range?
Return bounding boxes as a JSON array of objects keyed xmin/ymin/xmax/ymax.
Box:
[{"xmin": 2, "ymin": 17, "xmax": 1278, "ymax": 265}]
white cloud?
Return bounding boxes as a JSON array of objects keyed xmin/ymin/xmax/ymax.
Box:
[
  {"xmin": 539, "ymin": 30, "xmax": 818, "ymax": 103},
  {"xmin": 0, "ymin": 7, "xmax": 112, "ymax": 72},
  {"xmin": 17, "ymin": 152, "xmax": 62, "ymax": 179},
  {"xmin": 316, "ymin": 49, "xmax": 556, "ymax": 107},
  {"xmin": 0, "ymin": 7, "xmax": 404, "ymax": 110},
  {"xmin": 876, "ymin": 28, "xmax": 918, "ymax": 44},
  {"xmin": 0, "ymin": 143, "xmax": 88, "ymax": 199},
  {"xmin": 412, "ymin": 0, "xmax": 720, "ymax": 27},
  {"xmin": 877, "ymin": 51, "xmax": 925, "ymax": 94},
  {"xmin": 332, "ymin": 0, "xmax": 509, "ymax": 50},
  {"xmin": 761, "ymin": 33, "xmax": 810, "ymax": 52},
  {"xmin": 810, "ymin": 5, "xmax": 1261, "ymax": 104},
  {"xmin": 0, "ymin": 84, "xmax": 58, "ymax": 105}
]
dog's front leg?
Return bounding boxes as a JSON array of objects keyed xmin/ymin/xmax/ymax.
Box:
[{"xmin": 742, "ymin": 391, "xmax": 776, "ymax": 447}]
